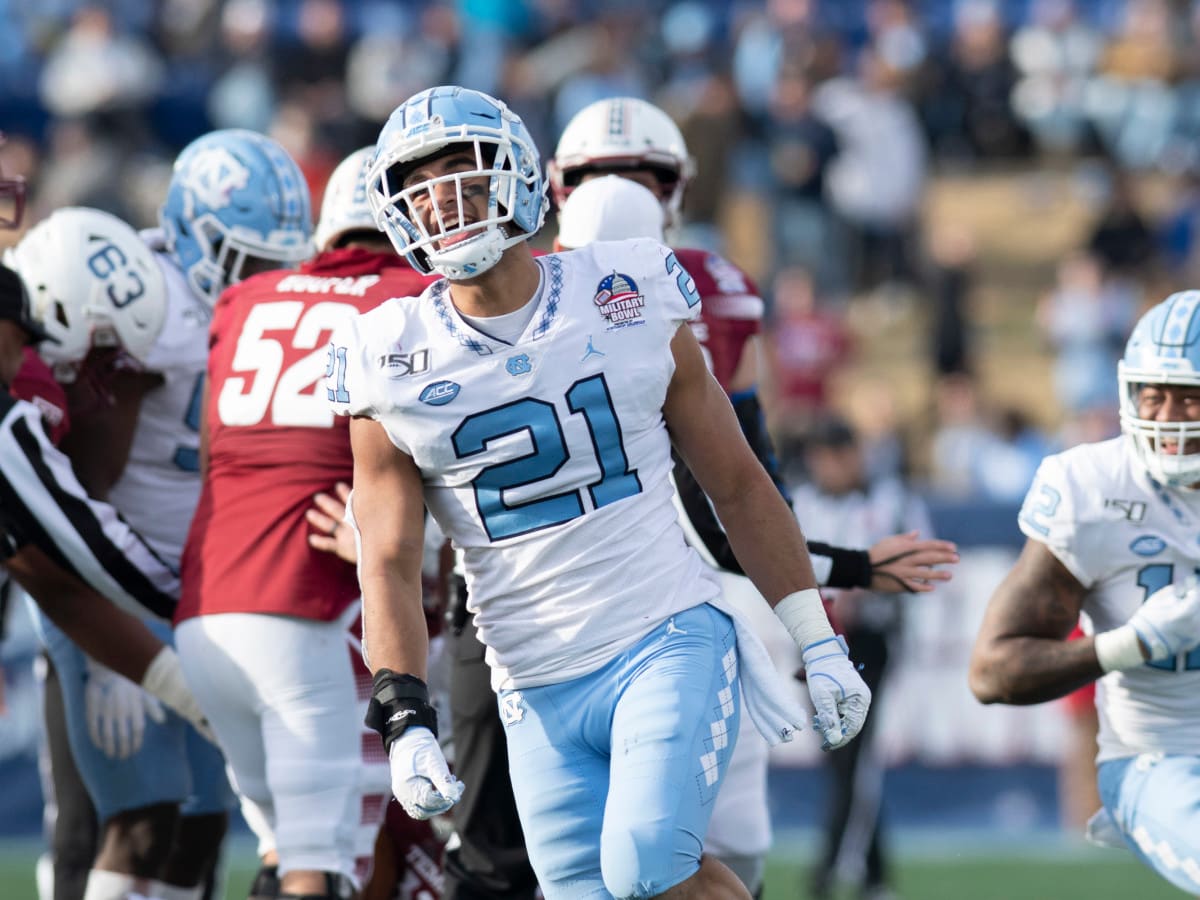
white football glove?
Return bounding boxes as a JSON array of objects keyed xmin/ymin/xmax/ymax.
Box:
[
  {"xmin": 388, "ymin": 726, "xmax": 464, "ymax": 820},
  {"xmin": 801, "ymin": 636, "xmax": 872, "ymax": 751},
  {"xmin": 84, "ymin": 657, "xmax": 165, "ymax": 759},
  {"xmin": 138, "ymin": 647, "xmax": 218, "ymax": 744},
  {"xmin": 1127, "ymin": 577, "xmax": 1200, "ymax": 661}
]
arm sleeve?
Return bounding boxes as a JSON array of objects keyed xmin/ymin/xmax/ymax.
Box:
[{"xmin": 0, "ymin": 395, "xmax": 178, "ymax": 621}]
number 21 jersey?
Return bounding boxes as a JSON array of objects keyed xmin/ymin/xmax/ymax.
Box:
[{"xmin": 329, "ymin": 238, "xmax": 721, "ymax": 690}]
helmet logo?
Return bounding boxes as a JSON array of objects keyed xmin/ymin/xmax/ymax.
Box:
[{"xmin": 183, "ymin": 147, "xmax": 250, "ymax": 211}]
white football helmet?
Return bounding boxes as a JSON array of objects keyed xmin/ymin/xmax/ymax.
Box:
[
  {"xmin": 1119, "ymin": 290, "xmax": 1200, "ymax": 486},
  {"xmin": 314, "ymin": 146, "xmax": 381, "ymax": 253},
  {"xmin": 555, "ymin": 174, "xmax": 665, "ymax": 248},
  {"xmin": 6, "ymin": 207, "xmax": 167, "ymax": 382},
  {"xmin": 549, "ymin": 97, "xmax": 695, "ymax": 232}
]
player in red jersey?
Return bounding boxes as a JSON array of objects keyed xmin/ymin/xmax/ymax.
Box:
[{"xmin": 175, "ymin": 147, "xmax": 434, "ymax": 900}]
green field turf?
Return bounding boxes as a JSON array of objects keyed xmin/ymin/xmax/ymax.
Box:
[
  {"xmin": 0, "ymin": 836, "xmax": 1187, "ymax": 899},
  {"xmin": 763, "ymin": 855, "xmax": 1188, "ymax": 900}
]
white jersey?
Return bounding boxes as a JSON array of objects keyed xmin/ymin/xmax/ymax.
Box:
[
  {"xmin": 107, "ymin": 235, "xmax": 210, "ymax": 565},
  {"xmin": 1020, "ymin": 436, "xmax": 1200, "ymax": 762},
  {"xmin": 329, "ymin": 239, "xmax": 720, "ymax": 690}
]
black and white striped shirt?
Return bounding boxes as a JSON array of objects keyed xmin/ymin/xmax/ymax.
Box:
[{"xmin": 0, "ymin": 391, "xmax": 178, "ymax": 621}]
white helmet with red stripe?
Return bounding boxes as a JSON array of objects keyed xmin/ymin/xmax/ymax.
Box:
[{"xmin": 549, "ymin": 97, "xmax": 695, "ymax": 232}]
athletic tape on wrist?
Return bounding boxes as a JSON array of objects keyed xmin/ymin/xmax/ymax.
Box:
[
  {"xmin": 1094, "ymin": 625, "xmax": 1146, "ymax": 673},
  {"xmin": 774, "ymin": 588, "xmax": 836, "ymax": 651},
  {"xmin": 364, "ymin": 669, "xmax": 439, "ymax": 752}
]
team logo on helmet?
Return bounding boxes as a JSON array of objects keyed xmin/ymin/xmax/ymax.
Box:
[
  {"xmin": 594, "ymin": 271, "xmax": 645, "ymax": 328},
  {"xmin": 182, "ymin": 147, "xmax": 251, "ymax": 211}
]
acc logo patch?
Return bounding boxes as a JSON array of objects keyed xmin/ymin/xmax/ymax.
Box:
[
  {"xmin": 1130, "ymin": 535, "xmax": 1167, "ymax": 557},
  {"xmin": 419, "ymin": 380, "xmax": 460, "ymax": 406},
  {"xmin": 594, "ymin": 271, "xmax": 645, "ymax": 328}
]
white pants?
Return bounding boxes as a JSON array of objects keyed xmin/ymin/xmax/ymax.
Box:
[{"xmin": 175, "ymin": 612, "xmax": 368, "ymax": 883}]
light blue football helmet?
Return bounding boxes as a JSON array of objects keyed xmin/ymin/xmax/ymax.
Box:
[
  {"xmin": 160, "ymin": 129, "xmax": 313, "ymax": 305},
  {"xmin": 1119, "ymin": 290, "xmax": 1200, "ymax": 485},
  {"xmin": 366, "ymin": 86, "xmax": 547, "ymax": 280}
]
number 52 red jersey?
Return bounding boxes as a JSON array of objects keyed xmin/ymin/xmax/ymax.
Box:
[{"xmin": 177, "ymin": 248, "xmax": 434, "ymax": 624}]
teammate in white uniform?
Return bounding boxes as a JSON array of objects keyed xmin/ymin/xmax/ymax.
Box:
[
  {"xmin": 330, "ymin": 85, "xmax": 871, "ymax": 900},
  {"xmin": 970, "ymin": 290, "xmax": 1200, "ymax": 894}
]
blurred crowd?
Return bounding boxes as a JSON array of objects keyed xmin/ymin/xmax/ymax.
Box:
[{"xmin": 8, "ymin": 0, "xmax": 1200, "ymax": 503}]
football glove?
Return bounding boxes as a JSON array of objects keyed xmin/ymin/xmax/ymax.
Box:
[
  {"xmin": 1127, "ymin": 577, "xmax": 1200, "ymax": 662},
  {"xmin": 801, "ymin": 635, "xmax": 872, "ymax": 751},
  {"xmin": 387, "ymin": 726, "xmax": 464, "ymax": 820},
  {"xmin": 84, "ymin": 657, "xmax": 165, "ymax": 759},
  {"xmin": 775, "ymin": 589, "xmax": 873, "ymax": 750},
  {"xmin": 138, "ymin": 647, "xmax": 218, "ymax": 744}
]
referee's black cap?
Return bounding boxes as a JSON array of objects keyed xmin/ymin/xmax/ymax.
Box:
[{"xmin": 0, "ymin": 262, "xmax": 53, "ymax": 345}]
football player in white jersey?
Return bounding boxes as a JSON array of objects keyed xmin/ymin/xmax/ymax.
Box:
[
  {"xmin": 970, "ymin": 290, "xmax": 1200, "ymax": 895},
  {"xmin": 329, "ymin": 85, "xmax": 871, "ymax": 900}
]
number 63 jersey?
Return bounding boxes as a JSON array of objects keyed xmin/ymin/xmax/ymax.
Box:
[
  {"xmin": 1019, "ymin": 435, "xmax": 1200, "ymax": 762},
  {"xmin": 329, "ymin": 238, "xmax": 720, "ymax": 690}
]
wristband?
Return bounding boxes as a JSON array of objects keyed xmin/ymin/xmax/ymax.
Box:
[
  {"xmin": 1094, "ymin": 625, "xmax": 1146, "ymax": 673},
  {"xmin": 364, "ymin": 669, "xmax": 439, "ymax": 752},
  {"xmin": 774, "ymin": 588, "xmax": 836, "ymax": 650},
  {"xmin": 807, "ymin": 542, "xmax": 872, "ymax": 589}
]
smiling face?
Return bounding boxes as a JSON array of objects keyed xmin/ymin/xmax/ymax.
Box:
[
  {"xmin": 1136, "ymin": 383, "xmax": 1200, "ymax": 455},
  {"xmin": 400, "ymin": 146, "xmax": 494, "ymax": 251}
]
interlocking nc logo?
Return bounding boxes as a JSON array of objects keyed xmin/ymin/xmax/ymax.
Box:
[
  {"xmin": 500, "ymin": 691, "xmax": 525, "ymax": 726},
  {"xmin": 506, "ymin": 354, "xmax": 532, "ymax": 376},
  {"xmin": 184, "ymin": 147, "xmax": 250, "ymax": 210}
]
